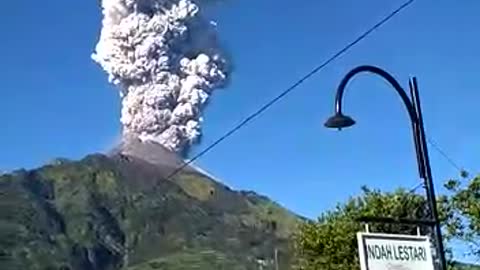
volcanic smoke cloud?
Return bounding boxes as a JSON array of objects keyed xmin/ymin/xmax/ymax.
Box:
[{"xmin": 92, "ymin": 0, "xmax": 228, "ymax": 154}]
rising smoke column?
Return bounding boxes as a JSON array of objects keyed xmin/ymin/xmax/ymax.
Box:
[{"xmin": 92, "ymin": 0, "xmax": 228, "ymax": 154}]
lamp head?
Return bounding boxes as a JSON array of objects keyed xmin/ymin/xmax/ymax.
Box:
[{"xmin": 324, "ymin": 113, "xmax": 356, "ymax": 130}]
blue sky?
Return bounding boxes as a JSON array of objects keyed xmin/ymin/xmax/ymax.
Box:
[{"xmin": 1, "ymin": 0, "xmax": 479, "ymax": 260}]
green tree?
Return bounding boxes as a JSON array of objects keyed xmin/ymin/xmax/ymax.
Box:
[
  {"xmin": 443, "ymin": 174, "xmax": 480, "ymax": 260},
  {"xmin": 293, "ymin": 187, "xmax": 429, "ymax": 270}
]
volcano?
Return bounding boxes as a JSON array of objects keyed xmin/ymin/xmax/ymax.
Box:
[
  {"xmin": 109, "ymin": 135, "xmax": 199, "ymax": 177},
  {"xmin": 0, "ymin": 139, "xmax": 301, "ymax": 270}
]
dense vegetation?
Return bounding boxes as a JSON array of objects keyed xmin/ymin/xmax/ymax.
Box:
[
  {"xmin": 293, "ymin": 187, "xmax": 430, "ymax": 270},
  {"xmin": 443, "ymin": 175, "xmax": 480, "ymax": 260},
  {"xmin": 0, "ymin": 154, "xmax": 300, "ymax": 270},
  {"xmin": 293, "ymin": 176, "xmax": 480, "ymax": 270}
]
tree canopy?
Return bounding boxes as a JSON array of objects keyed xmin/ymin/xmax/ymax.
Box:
[
  {"xmin": 443, "ymin": 174, "xmax": 480, "ymax": 259},
  {"xmin": 293, "ymin": 174, "xmax": 480, "ymax": 270},
  {"xmin": 293, "ymin": 187, "xmax": 430, "ymax": 270}
]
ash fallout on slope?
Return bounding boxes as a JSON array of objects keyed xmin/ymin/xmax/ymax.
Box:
[{"xmin": 92, "ymin": 0, "xmax": 230, "ymax": 156}]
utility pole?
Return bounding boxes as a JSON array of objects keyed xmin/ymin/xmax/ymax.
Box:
[{"xmin": 274, "ymin": 248, "xmax": 279, "ymax": 270}]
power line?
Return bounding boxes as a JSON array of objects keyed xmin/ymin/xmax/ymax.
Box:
[
  {"xmin": 427, "ymin": 136, "xmax": 472, "ymax": 182},
  {"xmin": 408, "ymin": 181, "xmax": 424, "ymax": 194},
  {"xmin": 427, "ymin": 138, "xmax": 462, "ymax": 171},
  {"xmin": 403, "ymin": 138, "xmax": 470, "ymax": 216},
  {"xmin": 158, "ymin": 0, "xmax": 470, "ymax": 182},
  {"xmin": 164, "ymin": 0, "xmax": 416, "ymax": 181}
]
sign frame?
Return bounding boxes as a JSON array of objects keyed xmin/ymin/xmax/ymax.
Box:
[{"xmin": 357, "ymin": 232, "xmax": 435, "ymax": 270}]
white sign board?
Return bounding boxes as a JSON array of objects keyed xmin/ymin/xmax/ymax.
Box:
[{"xmin": 357, "ymin": 232, "xmax": 435, "ymax": 270}]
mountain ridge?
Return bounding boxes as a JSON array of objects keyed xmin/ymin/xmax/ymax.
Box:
[{"xmin": 0, "ymin": 140, "xmax": 300, "ymax": 270}]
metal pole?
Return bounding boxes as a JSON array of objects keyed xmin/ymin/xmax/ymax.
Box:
[
  {"xmin": 274, "ymin": 248, "xmax": 279, "ymax": 270},
  {"xmin": 410, "ymin": 77, "xmax": 448, "ymax": 270},
  {"xmin": 333, "ymin": 65, "xmax": 418, "ymax": 123},
  {"xmin": 409, "ymin": 80, "xmax": 427, "ymax": 180},
  {"xmin": 327, "ymin": 65, "xmax": 447, "ymax": 269}
]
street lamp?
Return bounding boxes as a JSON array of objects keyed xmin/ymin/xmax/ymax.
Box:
[{"xmin": 324, "ymin": 65, "xmax": 447, "ymax": 270}]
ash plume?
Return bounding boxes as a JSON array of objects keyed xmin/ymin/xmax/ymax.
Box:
[{"xmin": 92, "ymin": 0, "xmax": 229, "ymax": 154}]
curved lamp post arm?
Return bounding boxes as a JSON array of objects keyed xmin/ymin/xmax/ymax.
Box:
[
  {"xmin": 334, "ymin": 65, "xmax": 419, "ymax": 125},
  {"xmin": 326, "ymin": 65, "xmax": 447, "ymax": 270},
  {"xmin": 331, "ymin": 65, "xmax": 426, "ymax": 178}
]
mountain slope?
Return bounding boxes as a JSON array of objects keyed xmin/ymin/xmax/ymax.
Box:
[{"xmin": 0, "ymin": 147, "xmax": 300, "ymax": 270}]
